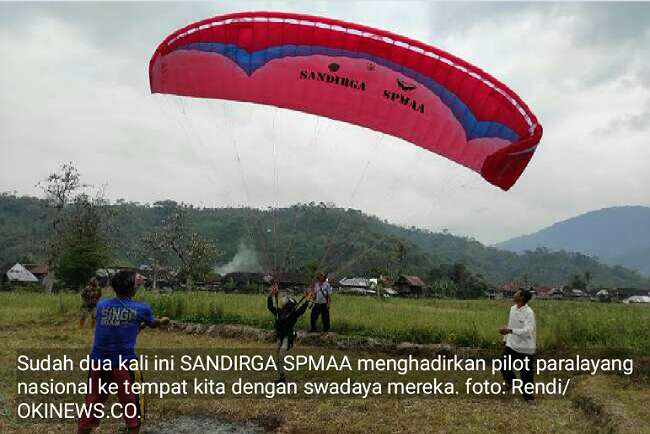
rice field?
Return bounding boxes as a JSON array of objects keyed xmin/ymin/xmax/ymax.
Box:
[
  {"xmin": 1, "ymin": 289, "xmax": 649, "ymax": 434},
  {"xmin": 1, "ymin": 290, "xmax": 648, "ymax": 355}
]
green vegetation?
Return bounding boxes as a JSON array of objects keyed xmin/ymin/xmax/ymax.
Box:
[
  {"xmin": 139, "ymin": 292, "xmax": 650, "ymax": 355},
  {"xmin": 2, "ymin": 291, "xmax": 648, "ymax": 355},
  {"xmin": 2, "ymin": 192, "xmax": 649, "ymax": 288},
  {"xmin": 0, "ymin": 308, "xmax": 603, "ymax": 434},
  {"xmin": 1, "ymin": 291, "xmax": 648, "ymax": 433}
]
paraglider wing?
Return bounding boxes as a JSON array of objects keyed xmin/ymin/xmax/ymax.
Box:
[{"xmin": 149, "ymin": 12, "xmax": 542, "ymax": 190}]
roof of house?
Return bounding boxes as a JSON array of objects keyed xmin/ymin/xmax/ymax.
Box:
[
  {"xmin": 25, "ymin": 263, "xmax": 48, "ymax": 275},
  {"xmin": 5, "ymin": 263, "xmax": 38, "ymax": 283},
  {"xmin": 339, "ymin": 287, "xmax": 376, "ymax": 295},
  {"xmin": 535, "ymin": 287, "xmax": 560, "ymax": 295},
  {"xmin": 398, "ymin": 275, "xmax": 426, "ymax": 287},
  {"xmin": 339, "ymin": 277, "xmax": 371, "ymax": 288}
]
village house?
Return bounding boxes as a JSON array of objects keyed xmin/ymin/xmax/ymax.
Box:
[
  {"xmin": 338, "ymin": 277, "xmax": 375, "ymax": 295},
  {"xmin": 367, "ymin": 277, "xmax": 398, "ymax": 297},
  {"xmin": 393, "ymin": 275, "xmax": 427, "ymax": 297},
  {"xmin": 567, "ymin": 288, "xmax": 589, "ymax": 299},
  {"xmin": 497, "ymin": 281, "xmax": 521, "ymax": 299},
  {"xmin": 535, "ymin": 286, "xmax": 564, "ymax": 299},
  {"xmin": 24, "ymin": 263, "xmax": 48, "ymax": 284},
  {"xmin": 0, "ymin": 263, "xmax": 39, "ymax": 289}
]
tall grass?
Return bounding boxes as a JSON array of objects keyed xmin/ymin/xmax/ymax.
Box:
[
  {"xmin": 0, "ymin": 290, "xmax": 79, "ymax": 325},
  {"xmin": 2, "ymin": 290, "xmax": 648, "ymax": 355}
]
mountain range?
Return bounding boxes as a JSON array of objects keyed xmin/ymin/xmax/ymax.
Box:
[
  {"xmin": 1, "ymin": 193, "xmax": 649, "ymax": 288},
  {"xmin": 496, "ymin": 206, "xmax": 650, "ymax": 277}
]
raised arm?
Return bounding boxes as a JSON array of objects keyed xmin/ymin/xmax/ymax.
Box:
[
  {"xmin": 267, "ymin": 295, "xmax": 277, "ymax": 315},
  {"xmin": 293, "ymin": 290, "xmax": 314, "ymax": 318},
  {"xmin": 294, "ymin": 300, "xmax": 310, "ymax": 317}
]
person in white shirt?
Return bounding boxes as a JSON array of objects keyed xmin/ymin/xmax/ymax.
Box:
[
  {"xmin": 309, "ymin": 272, "xmax": 333, "ymax": 332},
  {"xmin": 499, "ymin": 288, "xmax": 536, "ymax": 401}
]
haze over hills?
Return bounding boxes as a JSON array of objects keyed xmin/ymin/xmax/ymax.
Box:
[
  {"xmin": 1, "ymin": 193, "xmax": 649, "ymax": 288},
  {"xmin": 496, "ymin": 206, "xmax": 650, "ymax": 277}
]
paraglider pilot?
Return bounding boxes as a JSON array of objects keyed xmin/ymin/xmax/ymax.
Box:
[{"xmin": 267, "ymin": 278, "xmax": 313, "ymax": 382}]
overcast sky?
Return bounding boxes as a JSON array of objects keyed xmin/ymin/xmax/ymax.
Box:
[{"xmin": 1, "ymin": 2, "xmax": 649, "ymax": 244}]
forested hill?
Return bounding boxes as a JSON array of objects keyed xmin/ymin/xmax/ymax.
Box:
[
  {"xmin": 1, "ymin": 193, "xmax": 649, "ymax": 288},
  {"xmin": 496, "ymin": 206, "xmax": 650, "ymax": 277}
]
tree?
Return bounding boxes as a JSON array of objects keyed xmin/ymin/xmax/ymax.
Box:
[
  {"xmin": 427, "ymin": 262, "xmax": 487, "ymax": 299},
  {"xmin": 451, "ymin": 262, "xmax": 468, "ymax": 286},
  {"xmin": 134, "ymin": 230, "xmax": 171, "ymax": 291},
  {"xmin": 303, "ymin": 260, "xmax": 319, "ymax": 282},
  {"xmin": 569, "ymin": 273, "xmax": 587, "ymax": 290},
  {"xmin": 395, "ymin": 241, "xmax": 407, "ymax": 277},
  {"xmin": 55, "ymin": 192, "xmax": 115, "ymax": 290},
  {"xmin": 161, "ymin": 204, "xmax": 218, "ymax": 290},
  {"xmin": 57, "ymin": 239, "xmax": 108, "ymax": 290},
  {"xmin": 36, "ymin": 163, "xmax": 85, "ymax": 292}
]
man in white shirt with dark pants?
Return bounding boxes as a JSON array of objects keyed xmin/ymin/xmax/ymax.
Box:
[
  {"xmin": 310, "ymin": 272, "xmax": 332, "ymax": 333},
  {"xmin": 499, "ymin": 287, "xmax": 536, "ymax": 401}
]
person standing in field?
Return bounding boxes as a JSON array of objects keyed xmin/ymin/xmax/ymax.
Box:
[
  {"xmin": 77, "ymin": 270, "xmax": 169, "ymax": 434},
  {"xmin": 498, "ymin": 287, "xmax": 536, "ymax": 401},
  {"xmin": 267, "ymin": 280, "xmax": 313, "ymax": 382},
  {"xmin": 79, "ymin": 277, "xmax": 102, "ymax": 329},
  {"xmin": 309, "ymin": 272, "xmax": 333, "ymax": 333}
]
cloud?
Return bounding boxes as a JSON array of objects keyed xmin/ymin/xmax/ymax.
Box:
[
  {"xmin": 596, "ymin": 101, "xmax": 650, "ymax": 136},
  {"xmin": 1, "ymin": 2, "xmax": 649, "ymax": 246}
]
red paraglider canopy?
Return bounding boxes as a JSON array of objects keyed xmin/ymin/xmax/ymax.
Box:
[{"xmin": 150, "ymin": 11, "xmax": 542, "ymax": 190}]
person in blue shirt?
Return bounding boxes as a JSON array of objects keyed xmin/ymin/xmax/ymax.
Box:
[{"xmin": 78, "ymin": 270, "xmax": 168, "ymax": 434}]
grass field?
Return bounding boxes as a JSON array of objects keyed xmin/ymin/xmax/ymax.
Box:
[
  {"xmin": 0, "ymin": 290, "xmax": 649, "ymax": 433},
  {"xmin": 2, "ymin": 290, "xmax": 649, "ymax": 355}
]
